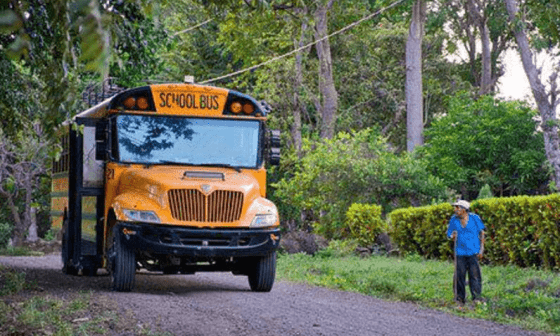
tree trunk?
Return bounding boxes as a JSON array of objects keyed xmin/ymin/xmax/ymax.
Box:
[
  {"xmin": 462, "ymin": 1, "xmax": 478, "ymax": 86},
  {"xmin": 292, "ymin": 21, "xmax": 307, "ymax": 154},
  {"xmin": 468, "ymin": 0, "xmax": 492, "ymax": 95},
  {"xmin": 479, "ymin": 21, "xmax": 492, "ymax": 94},
  {"xmin": 3, "ymin": 193, "xmax": 25, "ymax": 247},
  {"xmin": 406, "ymin": 0, "xmax": 425, "ymax": 152},
  {"xmin": 314, "ymin": 1, "xmax": 338, "ymax": 139},
  {"xmin": 504, "ymin": 0, "xmax": 560, "ymax": 188},
  {"xmin": 26, "ymin": 207, "xmax": 39, "ymax": 242}
]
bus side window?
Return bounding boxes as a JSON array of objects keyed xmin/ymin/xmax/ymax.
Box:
[{"xmin": 53, "ymin": 133, "xmax": 70, "ymax": 174}]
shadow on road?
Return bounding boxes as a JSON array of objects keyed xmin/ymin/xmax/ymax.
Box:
[{"xmin": 1, "ymin": 255, "xmax": 251, "ymax": 296}]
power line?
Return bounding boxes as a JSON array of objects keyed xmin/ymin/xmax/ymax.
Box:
[
  {"xmin": 172, "ymin": 19, "xmax": 213, "ymax": 37},
  {"xmin": 199, "ymin": 0, "xmax": 407, "ymax": 85}
]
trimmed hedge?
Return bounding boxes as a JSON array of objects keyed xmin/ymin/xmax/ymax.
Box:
[
  {"xmin": 388, "ymin": 203, "xmax": 453, "ymax": 261},
  {"xmin": 345, "ymin": 203, "xmax": 387, "ymax": 246},
  {"xmin": 388, "ymin": 195, "xmax": 560, "ymax": 270}
]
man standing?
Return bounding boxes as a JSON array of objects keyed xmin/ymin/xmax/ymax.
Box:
[{"xmin": 447, "ymin": 200, "xmax": 485, "ymax": 304}]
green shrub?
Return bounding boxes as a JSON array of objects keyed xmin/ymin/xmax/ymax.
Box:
[
  {"xmin": 419, "ymin": 93, "xmax": 549, "ymax": 199},
  {"xmin": 315, "ymin": 239, "xmax": 360, "ymax": 258},
  {"xmin": 43, "ymin": 228, "xmax": 56, "ymax": 241},
  {"xmin": 0, "ymin": 267, "xmax": 26, "ymax": 295},
  {"xmin": 389, "ymin": 195, "xmax": 560, "ymax": 270},
  {"xmin": 477, "ymin": 184, "xmax": 493, "ymax": 199},
  {"xmin": 273, "ymin": 128, "xmax": 450, "ymax": 239},
  {"xmin": 389, "ymin": 203, "xmax": 453, "ymax": 261},
  {"xmin": 473, "ymin": 195, "xmax": 560, "ymax": 270},
  {"xmin": 0, "ymin": 222, "xmax": 12, "ymax": 248},
  {"xmin": 346, "ymin": 203, "xmax": 387, "ymax": 246}
]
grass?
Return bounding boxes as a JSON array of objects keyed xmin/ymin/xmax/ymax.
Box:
[
  {"xmin": 0, "ymin": 246, "xmax": 44, "ymax": 257},
  {"xmin": 277, "ymin": 247, "xmax": 560, "ymax": 335},
  {"xmin": 0, "ymin": 264, "xmax": 172, "ymax": 336}
]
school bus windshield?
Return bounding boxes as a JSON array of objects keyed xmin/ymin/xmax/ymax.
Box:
[{"xmin": 116, "ymin": 115, "xmax": 261, "ymax": 168}]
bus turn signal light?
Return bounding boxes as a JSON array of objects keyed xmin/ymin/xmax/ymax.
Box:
[
  {"xmin": 231, "ymin": 102, "xmax": 242, "ymax": 114},
  {"xmin": 123, "ymin": 97, "xmax": 136, "ymax": 109},
  {"xmin": 137, "ymin": 97, "xmax": 149, "ymax": 110},
  {"xmin": 243, "ymin": 103, "xmax": 254, "ymax": 114}
]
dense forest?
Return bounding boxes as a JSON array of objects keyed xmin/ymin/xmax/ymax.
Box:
[{"xmin": 0, "ymin": 0, "xmax": 559, "ymax": 244}]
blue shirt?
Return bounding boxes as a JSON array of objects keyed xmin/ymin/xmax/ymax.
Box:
[{"xmin": 447, "ymin": 213, "xmax": 485, "ymax": 256}]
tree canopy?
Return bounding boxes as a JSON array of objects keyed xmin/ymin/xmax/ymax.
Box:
[
  {"xmin": 419, "ymin": 93, "xmax": 548, "ymax": 198},
  {"xmin": 0, "ymin": 0, "xmax": 558, "ymax": 241}
]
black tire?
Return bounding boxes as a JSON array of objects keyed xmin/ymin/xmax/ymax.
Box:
[
  {"xmin": 163, "ymin": 266, "xmax": 179, "ymax": 275},
  {"xmin": 82, "ymin": 267, "xmax": 98, "ymax": 276},
  {"xmin": 61, "ymin": 218, "xmax": 78, "ymax": 276},
  {"xmin": 111, "ymin": 227, "xmax": 136, "ymax": 292},
  {"xmin": 248, "ymin": 252, "xmax": 276, "ymax": 292}
]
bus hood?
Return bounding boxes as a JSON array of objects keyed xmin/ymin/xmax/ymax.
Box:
[
  {"xmin": 112, "ymin": 166, "xmax": 275, "ymax": 227},
  {"xmin": 118, "ymin": 166, "xmax": 261, "ymax": 196}
]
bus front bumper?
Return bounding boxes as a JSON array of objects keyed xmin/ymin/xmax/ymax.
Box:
[{"xmin": 115, "ymin": 222, "xmax": 281, "ymax": 258}]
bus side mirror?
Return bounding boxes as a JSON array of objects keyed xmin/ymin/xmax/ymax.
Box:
[
  {"xmin": 95, "ymin": 120, "xmax": 110, "ymax": 161},
  {"xmin": 268, "ymin": 130, "xmax": 281, "ymax": 166}
]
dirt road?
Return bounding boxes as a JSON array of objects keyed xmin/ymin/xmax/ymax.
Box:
[{"xmin": 0, "ymin": 254, "xmax": 550, "ymax": 336}]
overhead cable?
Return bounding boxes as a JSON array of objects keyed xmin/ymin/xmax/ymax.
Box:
[
  {"xmin": 172, "ymin": 19, "xmax": 213, "ymax": 37},
  {"xmin": 199, "ymin": 0, "xmax": 407, "ymax": 84}
]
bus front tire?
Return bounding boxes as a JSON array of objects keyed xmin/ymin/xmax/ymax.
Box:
[
  {"xmin": 110, "ymin": 227, "xmax": 136, "ymax": 292},
  {"xmin": 248, "ymin": 252, "xmax": 276, "ymax": 292}
]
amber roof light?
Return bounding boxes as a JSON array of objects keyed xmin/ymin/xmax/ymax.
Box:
[
  {"xmin": 108, "ymin": 86, "xmax": 156, "ymax": 112},
  {"xmin": 224, "ymin": 90, "xmax": 265, "ymax": 117}
]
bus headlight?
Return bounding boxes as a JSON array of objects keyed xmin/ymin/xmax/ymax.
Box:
[
  {"xmin": 123, "ymin": 209, "xmax": 161, "ymax": 223},
  {"xmin": 250, "ymin": 214, "xmax": 277, "ymax": 228}
]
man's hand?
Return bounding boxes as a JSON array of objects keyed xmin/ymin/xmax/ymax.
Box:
[{"xmin": 450, "ymin": 231, "xmax": 457, "ymax": 240}]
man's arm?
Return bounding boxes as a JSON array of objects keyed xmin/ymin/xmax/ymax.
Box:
[
  {"xmin": 478, "ymin": 230, "xmax": 485, "ymax": 259},
  {"xmin": 447, "ymin": 218, "xmax": 456, "ymax": 239}
]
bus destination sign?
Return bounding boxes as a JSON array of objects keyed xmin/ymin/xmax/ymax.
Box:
[{"xmin": 151, "ymin": 84, "xmax": 228, "ymax": 116}]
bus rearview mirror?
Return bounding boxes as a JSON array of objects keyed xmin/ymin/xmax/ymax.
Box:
[{"xmin": 268, "ymin": 130, "xmax": 281, "ymax": 166}]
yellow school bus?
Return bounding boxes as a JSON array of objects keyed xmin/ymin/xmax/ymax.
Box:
[{"xmin": 50, "ymin": 83, "xmax": 281, "ymax": 292}]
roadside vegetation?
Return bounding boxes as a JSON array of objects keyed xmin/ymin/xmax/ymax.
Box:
[
  {"xmin": 1, "ymin": 244, "xmax": 560, "ymax": 335},
  {"xmin": 0, "ymin": 262, "xmax": 171, "ymax": 336},
  {"xmin": 0, "ymin": 246, "xmax": 44, "ymax": 257},
  {"xmin": 276, "ymin": 241, "xmax": 560, "ymax": 335}
]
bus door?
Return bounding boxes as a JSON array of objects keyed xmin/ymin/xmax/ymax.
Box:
[{"xmin": 65, "ymin": 117, "xmax": 105, "ymax": 275}]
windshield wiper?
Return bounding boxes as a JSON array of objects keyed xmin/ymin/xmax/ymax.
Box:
[
  {"xmin": 159, "ymin": 161, "xmax": 242, "ymax": 173},
  {"xmin": 196, "ymin": 163, "xmax": 242, "ymax": 173},
  {"xmin": 158, "ymin": 160, "xmax": 186, "ymax": 166}
]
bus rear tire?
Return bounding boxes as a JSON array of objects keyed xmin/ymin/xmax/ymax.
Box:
[
  {"xmin": 248, "ymin": 252, "xmax": 276, "ymax": 292},
  {"xmin": 111, "ymin": 227, "xmax": 136, "ymax": 292},
  {"xmin": 82, "ymin": 267, "xmax": 98, "ymax": 276}
]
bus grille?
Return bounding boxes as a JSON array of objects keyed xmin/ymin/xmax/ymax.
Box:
[{"xmin": 168, "ymin": 189, "xmax": 244, "ymax": 222}]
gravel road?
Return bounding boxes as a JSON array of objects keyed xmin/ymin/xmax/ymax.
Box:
[{"xmin": 0, "ymin": 254, "xmax": 552, "ymax": 336}]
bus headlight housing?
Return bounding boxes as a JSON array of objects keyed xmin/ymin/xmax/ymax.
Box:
[
  {"xmin": 123, "ymin": 209, "xmax": 161, "ymax": 224},
  {"xmin": 250, "ymin": 214, "xmax": 277, "ymax": 228}
]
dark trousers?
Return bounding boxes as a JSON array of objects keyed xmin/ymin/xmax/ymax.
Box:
[{"xmin": 455, "ymin": 255, "xmax": 482, "ymax": 302}]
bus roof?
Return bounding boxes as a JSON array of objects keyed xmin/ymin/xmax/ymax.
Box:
[
  {"xmin": 74, "ymin": 98, "xmax": 112, "ymax": 120},
  {"xmin": 67, "ymin": 83, "xmax": 270, "ymax": 125}
]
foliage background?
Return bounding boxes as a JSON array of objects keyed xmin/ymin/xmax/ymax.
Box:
[
  {"xmin": 0, "ymin": 0, "xmax": 558, "ymax": 246},
  {"xmin": 419, "ymin": 93, "xmax": 549, "ymax": 200},
  {"xmin": 273, "ymin": 128, "xmax": 450, "ymax": 239}
]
